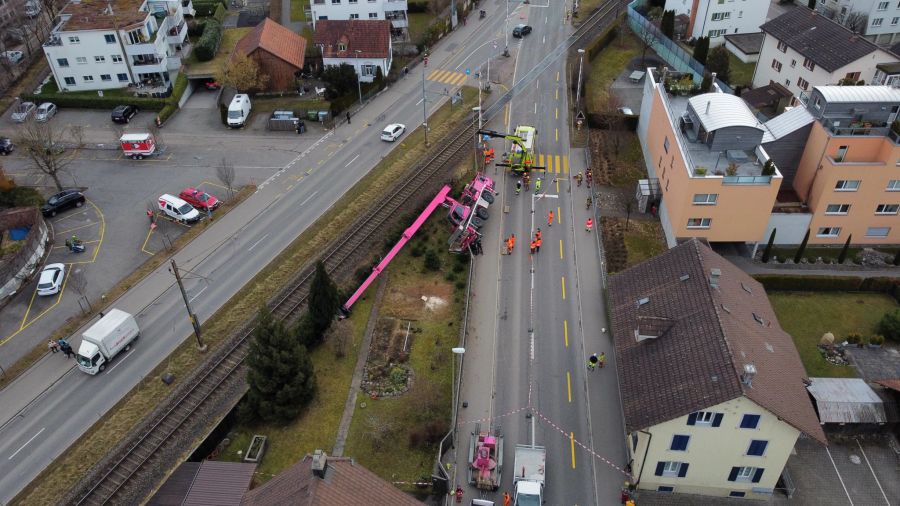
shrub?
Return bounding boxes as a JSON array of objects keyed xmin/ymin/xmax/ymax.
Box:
[
  {"xmin": 194, "ymin": 20, "xmax": 222, "ymax": 62},
  {"xmin": 407, "ymin": 0, "xmax": 428, "ymax": 12},
  {"xmin": 877, "ymin": 309, "xmax": 900, "ymax": 341},
  {"xmin": 455, "ymin": 280, "xmax": 466, "ymax": 290},
  {"xmin": 870, "ymin": 335, "xmax": 885, "ymax": 346},
  {"xmin": 410, "ymin": 245, "xmax": 425, "ymax": 257},
  {"xmin": 752, "ymin": 274, "xmax": 864, "ymax": 292},
  {"xmin": 0, "ymin": 187, "xmax": 44, "ymax": 208},
  {"xmin": 846, "ymin": 332, "xmax": 863, "ymax": 345},
  {"xmin": 424, "ymin": 250, "xmax": 441, "ymax": 271},
  {"xmin": 192, "ymin": 0, "xmax": 226, "ymax": 16},
  {"xmin": 213, "ymin": 3, "xmax": 226, "ymax": 23},
  {"xmin": 188, "ymin": 19, "xmax": 206, "ymax": 37}
]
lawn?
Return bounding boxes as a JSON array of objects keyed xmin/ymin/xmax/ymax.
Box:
[
  {"xmin": 608, "ymin": 133, "xmax": 646, "ymax": 189},
  {"xmin": 726, "ymin": 51, "xmax": 756, "ymax": 88},
  {"xmin": 622, "ymin": 219, "xmax": 667, "ymax": 267},
  {"xmin": 768, "ymin": 292, "xmax": 899, "ymax": 378},
  {"xmin": 290, "ymin": 0, "xmax": 307, "ymax": 22},
  {"xmin": 408, "ymin": 13, "xmax": 431, "ymax": 45},
  {"xmin": 183, "ymin": 27, "xmax": 254, "ymax": 76},
  {"xmin": 585, "ymin": 31, "xmax": 641, "ymax": 114}
]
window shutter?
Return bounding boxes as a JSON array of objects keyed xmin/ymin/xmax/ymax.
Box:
[
  {"xmin": 728, "ymin": 467, "xmax": 739, "ymax": 482},
  {"xmin": 752, "ymin": 468, "xmax": 765, "ymax": 483},
  {"xmin": 687, "ymin": 412, "xmax": 697, "ymax": 425},
  {"xmin": 678, "ymin": 463, "xmax": 689, "ymax": 477},
  {"xmin": 655, "ymin": 462, "xmax": 665, "ymax": 476},
  {"xmin": 712, "ymin": 413, "xmax": 724, "ymax": 427}
]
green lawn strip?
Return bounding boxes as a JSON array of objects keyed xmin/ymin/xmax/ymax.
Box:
[
  {"xmin": 13, "ymin": 88, "xmax": 477, "ymax": 505},
  {"xmin": 726, "ymin": 52, "xmax": 755, "ymax": 88},
  {"xmin": 408, "ymin": 13, "xmax": 431, "ymax": 44},
  {"xmin": 623, "ymin": 219, "xmax": 667, "ymax": 267},
  {"xmin": 585, "ymin": 31, "xmax": 641, "ymax": 114},
  {"xmin": 183, "ymin": 27, "xmax": 254, "ymax": 74},
  {"xmin": 768, "ymin": 292, "xmax": 899, "ymax": 378},
  {"xmin": 290, "ymin": 0, "xmax": 307, "ymax": 21}
]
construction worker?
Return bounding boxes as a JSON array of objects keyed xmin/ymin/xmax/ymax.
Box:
[
  {"xmin": 510, "ymin": 234, "xmax": 516, "ymax": 252},
  {"xmin": 534, "ymin": 177, "xmax": 542, "ymax": 193},
  {"xmin": 575, "ymin": 171, "xmax": 583, "ymax": 186},
  {"xmin": 585, "ymin": 217, "xmax": 594, "ymax": 232},
  {"xmin": 515, "ymin": 180, "xmax": 522, "ymax": 195},
  {"xmin": 599, "ymin": 352, "xmax": 606, "ymax": 368},
  {"xmin": 506, "ymin": 236, "xmax": 513, "ymax": 255},
  {"xmin": 530, "ymin": 240, "xmax": 536, "ymax": 254},
  {"xmin": 588, "ymin": 353, "xmax": 599, "ymax": 371},
  {"xmin": 586, "ymin": 196, "xmax": 592, "ymax": 209},
  {"xmin": 586, "ymin": 170, "xmax": 593, "ymax": 187},
  {"xmin": 523, "ymin": 172, "xmax": 530, "ymax": 190},
  {"xmin": 535, "ymin": 236, "xmax": 542, "ymax": 253},
  {"xmin": 547, "ymin": 210, "xmax": 554, "ymax": 227},
  {"xmin": 503, "ymin": 491, "xmax": 512, "ymax": 506},
  {"xmin": 535, "ymin": 228, "xmax": 542, "ymax": 241}
]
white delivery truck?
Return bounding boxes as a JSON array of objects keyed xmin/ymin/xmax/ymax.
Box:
[
  {"xmin": 513, "ymin": 444, "xmax": 545, "ymax": 506},
  {"xmin": 227, "ymin": 94, "xmax": 251, "ymax": 128},
  {"xmin": 76, "ymin": 309, "xmax": 140, "ymax": 375}
]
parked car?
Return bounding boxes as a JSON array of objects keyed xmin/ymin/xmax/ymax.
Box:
[
  {"xmin": 381, "ymin": 123, "xmax": 406, "ymax": 142},
  {"xmin": 1, "ymin": 50, "xmax": 24, "ymax": 63},
  {"xmin": 35, "ymin": 102, "xmax": 57, "ymax": 122},
  {"xmin": 158, "ymin": 194, "xmax": 201, "ymax": 223},
  {"xmin": 0, "ymin": 138, "xmax": 13, "ymax": 155},
  {"xmin": 512, "ymin": 24, "xmax": 532, "ymax": 38},
  {"xmin": 203, "ymin": 79, "xmax": 220, "ymax": 90},
  {"xmin": 41, "ymin": 189, "xmax": 85, "ymax": 217},
  {"xmin": 37, "ymin": 263, "xmax": 65, "ymax": 296},
  {"xmin": 11, "ymin": 101, "xmax": 36, "ymax": 123},
  {"xmin": 179, "ymin": 187, "xmax": 220, "ymax": 211},
  {"xmin": 111, "ymin": 104, "xmax": 138, "ymax": 123}
]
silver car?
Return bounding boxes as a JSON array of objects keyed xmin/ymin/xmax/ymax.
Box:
[
  {"xmin": 11, "ymin": 101, "xmax": 36, "ymax": 123},
  {"xmin": 1, "ymin": 50, "xmax": 23, "ymax": 63},
  {"xmin": 35, "ymin": 102, "xmax": 57, "ymax": 122}
]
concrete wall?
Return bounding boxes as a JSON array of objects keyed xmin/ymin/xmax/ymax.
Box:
[
  {"xmin": 762, "ymin": 122, "xmax": 813, "ymax": 186},
  {"xmin": 760, "ymin": 212, "xmax": 813, "ymax": 244}
]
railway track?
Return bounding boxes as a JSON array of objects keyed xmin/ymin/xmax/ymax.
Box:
[{"xmin": 74, "ymin": 4, "xmax": 622, "ymax": 502}]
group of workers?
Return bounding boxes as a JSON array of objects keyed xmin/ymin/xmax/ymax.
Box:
[{"xmin": 529, "ymin": 229, "xmax": 543, "ymax": 255}]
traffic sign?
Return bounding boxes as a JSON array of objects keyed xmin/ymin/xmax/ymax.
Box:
[{"xmin": 465, "ymin": 68, "xmax": 471, "ymax": 75}]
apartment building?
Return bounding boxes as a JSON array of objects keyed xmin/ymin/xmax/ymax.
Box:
[
  {"xmin": 753, "ymin": 9, "xmax": 899, "ymax": 99},
  {"xmin": 314, "ymin": 20, "xmax": 392, "ymax": 82},
  {"xmin": 42, "ymin": 0, "xmax": 189, "ymax": 92},
  {"xmin": 610, "ymin": 239, "xmax": 826, "ymax": 499},
  {"xmin": 664, "ymin": 0, "xmax": 768, "ymax": 45},
  {"xmin": 309, "ymin": 0, "xmax": 407, "ymax": 40},
  {"xmin": 815, "ymin": 0, "xmax": 900, "ymax": 46}
]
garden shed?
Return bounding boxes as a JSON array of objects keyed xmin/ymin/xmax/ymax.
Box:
[{"xmin": 807, "ymin": 378, "xmax": 889, "ymax": 425}]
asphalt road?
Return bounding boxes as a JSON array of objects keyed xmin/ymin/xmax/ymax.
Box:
[{"xmin": 0, "ymin": 35, "xmax": 481, "ymax": 503}]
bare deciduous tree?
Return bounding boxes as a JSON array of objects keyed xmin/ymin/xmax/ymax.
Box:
[
  {"xmin": 68, "ymin": 268, "xmax": 92, "ymax": 312},
  {"xmin": 69, "ymin": 125, "xmax": 85, "ymax": 149},
  {"xmin": 843, "ymin": 11, "xmax": 869, "ymax": 33},
  {"xmin": 327, "ymin": 319, "xmax": 352, "ymax": 358},
  {"xmin": 17, "ymin": 119, "xmax": 75, "ymax": 191},
  {"xmin": 217, "ymin": 157, "xmax": 236, "ymax": 199}
]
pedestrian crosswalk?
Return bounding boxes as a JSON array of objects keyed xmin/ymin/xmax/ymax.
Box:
[
  {"xmin": 427, "ymin": 69, "xmax": 468, "ymax": 85},
  {"xmin": 535, "ymin": 154, "xmax": 569, "ymax": 174}
]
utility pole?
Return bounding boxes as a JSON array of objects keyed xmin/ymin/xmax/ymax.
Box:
[
  {"xmin": 354, "ymin": 49, "xmax": 363, "ymax": 105},
  {"xmin": 171, "ymin": 259, "xmax": 206, "ymax": 352},
  {"xmin": 503, "ymin": 0, "xmax": 510, "ymax": 57},
  {"xmin": 575, "ymin": 48, "xmax": 586, "ymax": 112},
  {"xmin": 423, "ymin": 51, "xmax": 429, "ymax": 147}
]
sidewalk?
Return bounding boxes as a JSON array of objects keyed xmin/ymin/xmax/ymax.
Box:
[{"xmin": 724, "ymin": 254, "xmax": 900, "ymax": 279}]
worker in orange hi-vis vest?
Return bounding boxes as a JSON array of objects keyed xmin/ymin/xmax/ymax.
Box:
[
  {"xmin": 535, "ymin": 237, "xmax": 542, "ymax": 253},
  {"xmin": 530, "ymin": 240, "xmax": 536, "ymax": 255},
  {"xmin": 547, "ymin": 210, "xmax": 554, "ymax": 226}
]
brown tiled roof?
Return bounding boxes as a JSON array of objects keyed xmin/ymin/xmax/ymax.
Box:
[
  {"xmin": 313, "ymin": 20, "xmax": 392, "ymax": 59},
  {"xmin": 148, "ymin": 461, "xmax": 256, "ymax": 506},
  {"xmin": 234, "ymin": 18, "xmax": 306, "ymax": 69},
  {"xmin": 608, "ymin": 239, "xmax": 826, "ymax": 444},
  {"xmin": 59, "ymin": 0, "xmax": 148, "ymax": 31},
  {"xmin": 875, "ymin": 379, "xmax": 900, "ymax": 392},
  {"xmin": 241, "ymin": 454, "xmax": 423, "ymax": 506}
]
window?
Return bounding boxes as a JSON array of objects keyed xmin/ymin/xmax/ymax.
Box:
[
  {"xmin": 747, "ymin": 440, "xmax": 769, "ymax": 456},
  {"xmin": 687, "ymin": 218, "xmax": 712, "ymax": 229},
  {"xmin": 658, "ymin": 486, "xmax": 675, "ymax": 492},
  {"xmin": 875, "ymin": 204, "xmax": 899, "ymax": 214},
  {"xmin": 670, "ymin": 435, "xmax": 690, "ymax": 451},
  {"xmin": 893, "ymin": 17, "xmax": 899, "ymax": 25},
  {"xmin": 817, "ymin": 227, "xmax": 841, "ymax": 237},
  {"xmin": 687, "ymin": 411, "xmax": 723, "ymax": 426},
  {"xmin": 362, "ymin": 64, "xmax": 376, "ymax": 76},
  {"xmin": 740, "ymin": 414, "xmax": 761, "ymax": 429},
  {"xmin": 57, "ymin": 58, "xmax": 69, "ymax": 67},
  {"xmin": 64, "ymin": 76, "xmax": 76, "ymax": 86},
  {"xmin": 68, "ymin": 36, "xmax": 80, "ymax": 44},
  {"xmin": 798, "ymin": 77, "xmax": 809, "ymax": 90},
  {"xmin": 802, "ymin": 58, "xmax": 815, "ymax": 71},
  {"xmin": 369, "ymin": 12, "xmax": 377, "ymax": 17},
  {"xmin": 104, "ymin": 34, "xmax": 116, "ymax": 43},
  {"xmin": 776, "ymin": 41, "xmax": 788, "ymax": 52},
  {"xmin": 94, "ymin": 56, "xmax": 106, "ymax": 63},
  {"xmin": 349, "ymin": 13, "xmax": 359, "ymax": 18},
  {"xmin": 117, "ymin": 73, "xmax": 129, "ymax": 81},
  {"xmin": 814, "ymin": 96, "xmax": 822, "ymax": 110},
  {"xmin": 837, "ymin": 142, "xmax": 849, "ymax": 158},
  {"xmin": 867, "ymin": 227, "xmax": 891, "ymax": 237},
  {"xmin": 873, "ymin": 17, "xmax": 884, "ymax": 26},
  {"xmin": 728, "ymin": 466, "xmax": 764, "ymax": 483},
  {"xmin": 826, "ymin": 204, "xmax": 851, "ymax": 215},
  {"xmin": 711, "ymin": 11, "xmax": 730, "ymax": 20},
  {"xmin": 349, "ymin": 0, "xmax": 357, "ymax": 3},
  {"xmin": 83, "ymin": 75, "xmax": 94, "ymax": 82},
  {"xmin": 730, "ymin": 491, "xmax": 747, "ymax": 498},
  {"xmin": 663, "ymin": 136, "xmax": 670, "ymax": 154},
  {"xmin": 771, "ymin": 59, "xmax": 782, "ymax": 72},
  {"xmin": 785, "ymin": 79, "xmax": 791, "ymax": 87},
  {"xmin": 887, "ymin": 180, "xmax": 900, "ymax": 191},
  {"xmin": 76, "ymin": 56, "xmax": 87, "ymax": 64},
  {"xmin": 112, "ymin": 54, "xmax": 123, "ymax": 63},
  {"xmin": 338, "ymin": 43, "xmax": 347, "ymax": 51},
  {"xmin": 879, "ymin": 1, "xmax": 889, "ymax": 9},
  {"xmin": 100, "ymin": 74, "xmax": 111, "ymax": 81},
  {"xmin": 738, "ymin": 10, "xmax": 742, "ymax": 17},
  {"xmin": 790, "ymin": 59, "xmax": 797, "ymax": 67},
  {"xmin": 835, "ymin": 180, "xmax": 860, "ymax": 191},
  {"xmin": 318, "ymin": 15, "xmax": 327, "ymax": 19},
  {"xmin": 331, "ymin": 0, "xmax": 339, "ymax": 3},
  {"xmin": 708, "ymin": 29, "xmax": 727, "ymax": 37},
  {"xmin": 655, "ymin": 461, "xmax": 689, "ymax": 477},
  {"xmin": 693, "ymin": 193, "xmax": 718, "ymax": 205}
]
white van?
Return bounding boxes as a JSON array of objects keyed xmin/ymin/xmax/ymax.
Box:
[
  {"xmin": 227, "ymin": 94, "xmax": 251, "ymax": 128},
  {"xmin": 158, "ymin": 194, "xmax": 201, "ymax": 223}
]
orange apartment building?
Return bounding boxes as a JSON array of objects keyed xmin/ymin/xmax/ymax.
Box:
[{"xmin": 637, "ymin": 68, "xmax": 900, "ymax": 247}]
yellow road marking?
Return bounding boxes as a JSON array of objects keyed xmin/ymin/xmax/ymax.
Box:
[
  {"xmin": 17, "ymin": 266, "xmax": 70, "ymax": 332},
  {"xmin": 567, "ymin": 371, "xmax": 572, "ymax": 402},
  {"xmin": 570, "ymin": 432, "xmax": 576, "ymax": 468},
  {"xmin": 555, "ymin": 177, "xmax": 559, "ymax": 192},
  {"xmin": 200, "ymin": 180, "xmax": 231, "ymax": 191},
  {"xmin": 563, "ymin": 155, "xmax": 569, "ymax": 174},
  {"xmin": 555, "ymin": 128, "xmax": 559, "ymax": 142},
  {"xmin": 56, "ymin": 221, "xmax": 98, "ymax": 236},
  {"xmin": 555, "ymin": 155, "xmax": 561, "ymax": 174},
  {"xmin": 141, "ymin": 227, "xmax": 155, "ymax": 255},
  {"xmin": 557, "ymin": 206, "xmax": 561, "ymax": 224},
  {"xmin": 560, "ymin": 239, "xmax": 563, "ymax": 260},
  {"xmin": 556, "ymin": 71, "xmax": 560, "ymax": 81},
  {"xmin": 561, "ymin": 276, "xmax": 566, "ymax": 300},
  {"xmin": 564, "ymin": 319, "xmax": 569, "ymax": 347},
  {"xmin": 555, "ymin": 107, "xmax": 558, "ymax": 119},
  {"xmin": 555, "ymin": 88, "xmax": 559, "ymax": 100}
]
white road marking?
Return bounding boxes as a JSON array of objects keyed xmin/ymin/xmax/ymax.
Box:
[
  {"xmin": 105, "ymin": 349, "xmax": 135, "ymax": 375},
  {"xmin": 189, "ymin": 285, "xmax": 207, "ymax": 303},
  {"xmin": 345, "ymin": 154, "xmax": 360, "ymax": 167},
  {"xmin": 416, "ymin": 97, "xmax": 425, "ymax": 106},
  {"xmin": 825, "ymin": 446, "xmax": 854, "ymax": 506},
  {"xmin": 247, "ymin": 233, "xmax": 270, "ymax": 252},
  {"xmin": 855, "ymin": 439, "xmax": 890, "ymax": 505},
  {"xmin": 9, "ymin": 428, "xmax": 45, "ymax": 460},
  {"xmin": 299, "ymin": 191, "xmax": 319, "ymax": 207}
]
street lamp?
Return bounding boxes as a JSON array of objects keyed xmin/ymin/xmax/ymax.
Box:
[
  {"xmin": 451, "ymin": 347, "xmax": 466, "ymax": 442},
  {"xmin": 503, "ymin": 0, "xmax": 510, "ymax": 57},
  {"xmin": 354, "ymin": 49, "xmax": 363, "ymax": 105},
  {"xmin": 575, "ymin": 48, "xmax": 586, "ymax": 112}
]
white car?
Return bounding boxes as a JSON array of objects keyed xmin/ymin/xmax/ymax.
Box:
[
  {"xmin": 1, "ymin": 51, "xmax": 23, "ymax": 63},
  {"xmin": 381, "ymin": 123, "xmax": 406, "ymax": 142},
  {"xmin": 11, "ymin": 101, "xmax": 36, "ymax": 123},
  {"xmin": 35, "ymin": 102, "xmax": 57, "ymax": 122},
  {"xmin": 37, "ymin": 263, "xmax": 65, "ymax": 296}
]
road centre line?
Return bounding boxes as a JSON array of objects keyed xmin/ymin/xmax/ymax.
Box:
[
  {"xmin": 9, "ymin": 428, "xmax": 45, "ymax": 460},
  {"xmin": 247, "ymin": 233, "xmax": 269, "ymax": 252},
  {"xmin": 345, "ymin": 154, "xmax": 360, "ymax": 167},
  {"xmin": 299, "ymin": 191, "xmax": 319, "ymax": 206},
  {"xmin": 570, "ymin": 432, "xmax": 576, "ymax": 468},
  {"xmin": 564, "ymin": 319, "xmax": 568, "ymax": 347},
  {"xmin": 855, "ymin": 439, "xmax": 889, "ymax": 505},
  {"xmin": 561, "ymin": 276, "xmax": 566, "ymax": 300},
  {"xmin": 559, "ymin": 239, "xmax": 563, "ymax": 259},
  {"xmin": 188, "ymin": 285, "xmax": 207, "ymax": 303},
  {"xmin": 567, "ymin": 371, "xmax": 572, "ymax": 402}
]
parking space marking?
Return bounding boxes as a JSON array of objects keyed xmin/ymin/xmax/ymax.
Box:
[
  {"xmin": 56, "ymin": 220, "xmax": 99, "ymax": 236},
  {"xmin": 16, "ymin": 267, "xmax": 70, "ymax": 333},
  {"xmin": 856, "ymin": 439, "xmax": 890, "ymax": 505},
  {"xmin": 825, "ymin": 446, "xmax": 854, "ymax": 506},
  {"xmin": 141, "ymin": 228, "xmax": 156, "ymax": 256},
  {"xmin": 198, "ymin": 180, "xmax": 230, "ymax": 191}
]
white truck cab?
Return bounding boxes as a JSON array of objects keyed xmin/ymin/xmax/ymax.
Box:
[{"xmin": 227, "ymin": 94, "xmax": 251, "ymax": 128}]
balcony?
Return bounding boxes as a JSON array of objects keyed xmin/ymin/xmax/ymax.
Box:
[
  {"xmin": 167, "ymin": 19, "xmax": 187, "ymax": 44},
  {"xmin": 132, "ymin": 56, "xmax": 168, "ymax": 73},
  {"xmin": 44, "ymin": 35, "xmax": 62, "ymax": 47},
  {"xmin": 822, "ymin": 117, "xmax": 891, "ymax": 137}
]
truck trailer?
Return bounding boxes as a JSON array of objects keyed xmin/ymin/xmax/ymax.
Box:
[
  {"xmin": 76, "ymin": 309, "xmax": 140, "ymax": 375},
  {"xmin": 513, "ymin": 444, "xmax": 545, "ymax": 506}
]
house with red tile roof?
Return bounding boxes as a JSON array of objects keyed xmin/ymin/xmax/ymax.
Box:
[
  {"xmin": 313, "ymin": 20, "xmax": 392, "ymax": 83},
  {"xmin": 234, "ymin": 18, "xmax": 307, "ymax": 91},
  {"xmin": 609, "ymin": 239, "xmax": 826, "ymax": 500}
]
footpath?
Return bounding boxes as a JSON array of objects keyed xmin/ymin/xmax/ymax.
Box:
[{"xmin": 724, "ymin": 254, "xmax": 900, "ymax": 279}]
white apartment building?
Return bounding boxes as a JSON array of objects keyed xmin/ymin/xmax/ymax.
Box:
[
  {"xmin": 309, "ymin": 0, "xmax": 407, "ymax": 40},
  {"xmin": 753, "ymin": 8, "xmax": 898, "ymax": 98},
  {"xmin": 664, "ymin": 0, "xmax": 768, "ymax": 45},
  {"xmin": 815, "ymin": 0, "xmax": 900, "ymax": 45},
  {"xmin": 42, "ymin": 0, "xmax": 190, "ymax": 92}
]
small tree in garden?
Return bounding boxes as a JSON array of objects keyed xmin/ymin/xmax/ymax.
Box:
[
  {"xmin": 807, "ymin": 0, "xmax": 816, "ymax": 9},
  {"xmin": 705, "ymin": 46, "xmax": 731, "ymax": 83},
  {"xmin": 297, "ymin": 261, "xmax": 340, "ymax": 348},
  {"xmin": 894, "ymin": 249, "xmax": 900, "ymax": 266},
  {"xmin": 762, "ymin": 159, "xmax": 776, "ymax": 176},
  {"xmin": 661, "ymin": 10, "xmax": 675, "ymax": 38},
  {"xmin": 693, "ymin": 36, "xmax": 710, "ymax": 65},
  {"xmin": 877, "ymin": 310, "xmax": 900, "ymax": 341},
  {"xmin": 793, "ymin": 229, "xmax": 810, "ymax": 263},
  {"xmin": 838, "ymin": 234, "xmax": 852, "ymax": 264},
  {"xmin": 761, "ymin": 228, "xmax": 776, "ymax": 263}
]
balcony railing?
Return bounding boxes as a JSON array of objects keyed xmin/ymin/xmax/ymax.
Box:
[
  {"xmin": 44, "ymin": 36, "xmax": 62, "ymax": 47},
  {"xmin": 890, "ymin": 129, "xmax": 900, "ymax": 145},
  {"xmin": 823, "ymin": 117, "xmax": 890, "ymax": 137},
  {"xmin": 722, "ymin": 175, "xmax": 774, "ymax": 185},
  {"xmin": 133, "ymin": 57, "xmax": 165, "ymax": 66}
]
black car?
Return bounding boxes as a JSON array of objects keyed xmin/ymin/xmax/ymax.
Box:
[
  {"xmin": 41, "ymin": 189, "xmax": 85, "ymax": 217},
  {"xmin": 512, "ymin": 24, "xmax": 532, "ymax": 38},
  {"xmin": 111, "ymin": 105, "xmax": 138, "ymax": 124},
  {"xmin": 0, "ymin": 137, "xmax": 12, "ymax": 155}
]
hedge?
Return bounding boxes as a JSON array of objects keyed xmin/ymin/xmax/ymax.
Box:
[
  {"xmin": 753, "ymin": 274, "xmax": 900, "ymax": 303},
  {"xmin": 213, "ymin": 3, "xmax": 226, "ymax": 24},
  {"xmin": 188, "ymin": 19, "xmax": 206, "ymax": 37},
  {"xmin": 194, "ymin": 20, "xmax": 222, "ymax": 62},
  {"xmin": 408, "ymin": 0, "xmax": 428, "ymax": 12},
  {"xmin": 19, "ymin": 94, "xmax": 167, "ymax": 110},
  {"xmin": 192, "ymin": 0, "xmax": 226, "ymax": 16}
]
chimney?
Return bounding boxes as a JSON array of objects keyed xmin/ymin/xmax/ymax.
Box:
[
  {"xmin": 709, "ymin": 268, "xmax": 721, "ymax": 289},
  {"xmin": 705, "ymin": 100, "xmax": 711, "ymax": 114},
  {"xmin": 741, "ymin": 363, "xmax": 757, "ymax": 387},
  {"xmin": 311, "ymin": 449, "xmax": 328, "ymax": 478}
]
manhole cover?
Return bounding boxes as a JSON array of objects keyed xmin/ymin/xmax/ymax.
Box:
[{"xmin": 849, "ymin": 454, "xmax": 861, "ymax": 465}]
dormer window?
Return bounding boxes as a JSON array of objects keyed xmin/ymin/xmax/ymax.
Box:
[{"xmin": 338, "ymin": 43, "xmax": 347, "ymax": 51}]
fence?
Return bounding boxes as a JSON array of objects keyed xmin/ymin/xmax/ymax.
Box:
[
  {"xmin": 626, "ymin": 0, "xmax": 732, "ymax": 94},
  {"xmin": 0, "ymin": 208, "xmax": 49, "ymax": 301}
]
